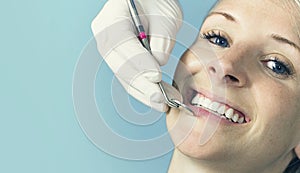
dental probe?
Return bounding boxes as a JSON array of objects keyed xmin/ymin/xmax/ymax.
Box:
[
  {"xmin": 126, "ymin": 0, "xmax": 194, "ymax": 115},
  {"xmin": 126, "ymin": 0, "xmax": 151, "ymax": 53}
]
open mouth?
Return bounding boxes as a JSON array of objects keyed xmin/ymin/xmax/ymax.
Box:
[{"xmin": 188, "ymin": 90, "xmax": 251, "ymax": 124}]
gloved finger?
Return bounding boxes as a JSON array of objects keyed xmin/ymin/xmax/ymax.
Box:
[
  {"xmin": 138, "ymin": 0, "xmax": 183, "ymax": 66},
  {"xmin": 107, "ymin": 48, "xmax": 167, "ymax": 111},
  {"xmin": 91, "ymin": 0, "xmax": 131, "ymax": 35},
  {"xmin": 148, "ymin": 16, "xmax": 182, "ymax": 66},
  {"xmin": 109, "ymin": 37, "xmax": 163, "ymax": 83},
  {"xmin": 118, "ymin": 75, "xmax": 169, "ymax": 112},
  {"xmin": 91, "ymin": 0, "xmax": 149, "ymax": 58}
]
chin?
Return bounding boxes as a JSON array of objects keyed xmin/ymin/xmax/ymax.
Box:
[{"xmin": 166, "ymin": 108, "xmax": 236, "ymax": 161}]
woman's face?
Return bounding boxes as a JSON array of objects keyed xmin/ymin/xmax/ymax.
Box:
[{"xmin": 167, "ymin": 0, "xmax": 300, "ymax": 171}]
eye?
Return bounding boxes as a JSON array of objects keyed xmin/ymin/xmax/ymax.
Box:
[
  {"xmin": 261, "ymin": 56, "xmax": 294, "ymax": 79},
  {"xmin": 202, "ymin": 30, "xmax": 230, "ymax": 48}
]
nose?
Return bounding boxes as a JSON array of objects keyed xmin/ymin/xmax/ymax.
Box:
[{"xmin": 207, "ymin": 52, "xmax": 248, "ymax": 87}]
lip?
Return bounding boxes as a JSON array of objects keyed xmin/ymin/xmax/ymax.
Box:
[{"xmin": 184, "ymin": 87, "xmax": 252, "ymax": 124}]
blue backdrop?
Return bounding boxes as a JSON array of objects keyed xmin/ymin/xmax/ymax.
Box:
[{"xmin": 0, "ymin": 0, "xmax": 216, "ymax": 172}]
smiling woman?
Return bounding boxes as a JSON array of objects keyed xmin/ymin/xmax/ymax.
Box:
[
  {"xmin": 166, "ymin": 0, "xmax": 300, "ymax": 172},
  {"xmin": 91, "ymin": 0, "xmax": 300, "ymax": 172}
]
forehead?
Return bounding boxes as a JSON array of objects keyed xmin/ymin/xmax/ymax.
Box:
[
  {"xmin": 214, "ymin": 0, "xmax": 300, "ymax": 11},
  {"xmin": 213, "ymin": 0, "xmax": 298, "ymax": 20}
]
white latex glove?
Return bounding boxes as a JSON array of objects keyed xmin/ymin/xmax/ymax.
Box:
[{"xmin": 91, "ymin": 0, "xmax": 183, "ymax": 112}]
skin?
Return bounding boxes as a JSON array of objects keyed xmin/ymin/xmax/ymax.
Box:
[{"xmin": 166, "ymin": 0, "xmax": 300, "ymax": 172}]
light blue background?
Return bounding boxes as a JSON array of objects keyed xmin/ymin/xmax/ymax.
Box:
[{"xmin": 1, "ymin": 0, "xmax": 216, "ymax": 172}]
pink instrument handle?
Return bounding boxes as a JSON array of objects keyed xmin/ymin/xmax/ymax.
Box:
[{"xmin": 139, "ymin": 32, "xmax": 147, "ymax": 39}]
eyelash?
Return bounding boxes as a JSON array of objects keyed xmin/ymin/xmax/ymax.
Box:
[
  {"xmin": 201, "ymin": 30, "xmax": 295, "ymax": 79},
  {"xmin": 202, "ymin": 30, "xmax": 230, "ymax": 48},
  {"xmin": 260, "ymin": 56, "xmax": 294, "ymax": 79}
]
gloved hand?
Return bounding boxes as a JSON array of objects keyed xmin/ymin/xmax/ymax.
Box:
[{"xmin": 91, "ymin": 0, "xmax": 183, "ymax": 112}]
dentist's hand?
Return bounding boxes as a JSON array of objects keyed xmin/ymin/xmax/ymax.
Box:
[{"xmin": 91, "ymin": 0, "xmax": 182, "ymax": 112}]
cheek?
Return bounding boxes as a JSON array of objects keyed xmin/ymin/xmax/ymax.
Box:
[
  {"xmin": 251, "ymin": 79, "xmax": 300, "ymax": 147},
  {"xmin": 178, "ymin": 50, "xmax": 204, "ymax": 75},
  {"xmin": 254, "ymin": 82, "xmax": 297, "ymax": 121},
  {"xmin": 173, "ymin": 50, "xmax": 204, "ymax": 91}
]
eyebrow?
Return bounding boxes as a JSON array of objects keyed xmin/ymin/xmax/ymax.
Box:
[
  {"xmin": 205, "ymin": 11, "xmax": 237, "ymax": 22},
  {"xmin": 206, "ymin": 12, "xmax": 300, "ymax": 53},
  {"xmin": 271, "ymin": 34, "xmax": 300, "ymax": 53}
]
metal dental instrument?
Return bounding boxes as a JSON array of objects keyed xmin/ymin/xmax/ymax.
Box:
[
  {"xmin": 127, "ymin": 0, "xmax": 151, "ymax": 52},
  {"xmin": 127, "ymin": 0, "xmax": 194, "ymax": 115},
  {"xmin": 158, "ymin": 82, "xmax": 194, "ymax": 114}
]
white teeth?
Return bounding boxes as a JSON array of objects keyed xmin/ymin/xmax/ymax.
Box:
[
  {"xmin": 191, "ymin": 94, "xmax": 245, "ymax": 124},
  {"xmin": 199, "ymin": 96, "xmax": 205, "ymax": 105},
  {"xmin": 238, "ymin": 116, "xmax": 244, "ymax": 124},
  {"xmin": 217, "ymin": 105, "xmax": 226, "ymax": 115},
  {"xmin": 209, "ymin": 102, "xmax": 220, "ymax": 112},
  {"xmin": 232, "ymin": 114, "xmax": 239, "ymax": 122},
  {"xmin": 202, "ymin": 98, "xmax": 211, "ymax": 108},
  {"xmin": 225, "ymin": 108, "xmax": 234, "ymax": 119},
  {"xmin": 191, "ymin": 94, "xmax": 200, "ymax": 105}
]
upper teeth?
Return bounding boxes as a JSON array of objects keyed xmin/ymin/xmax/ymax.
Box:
[{"xmin": 191, "ymin": 93, "xmax": 245, "ymax": 124}]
